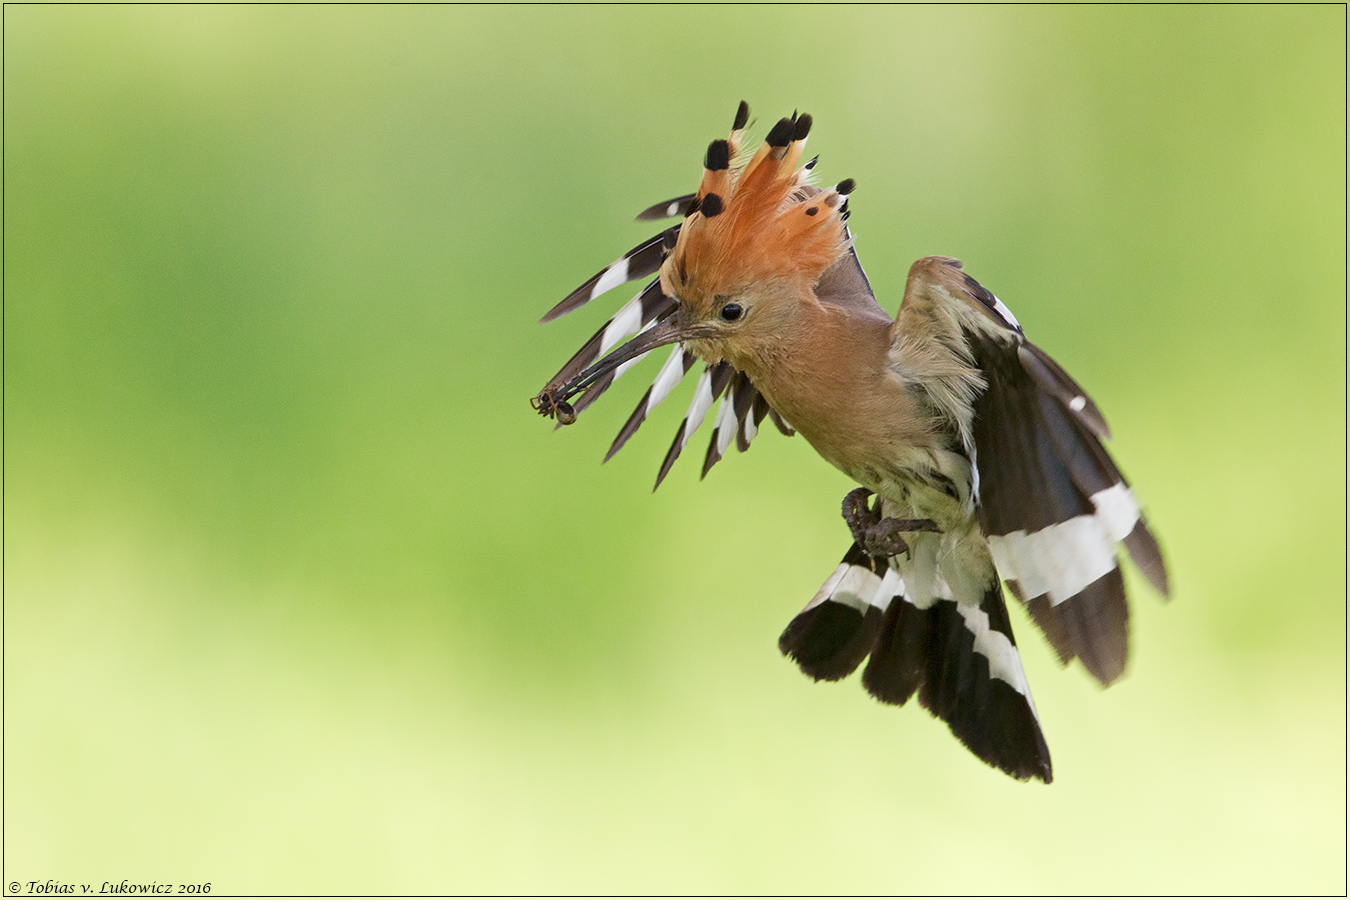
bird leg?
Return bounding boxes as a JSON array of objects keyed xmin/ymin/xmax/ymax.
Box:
[{"xmin": 841, "ymin": 488, "xmax": 941, "ymax": 560}]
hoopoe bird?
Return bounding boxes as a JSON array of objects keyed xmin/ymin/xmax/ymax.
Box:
[{"xmin": 532, "ymin": 103, "xmax": 1168, "ymax": 783}]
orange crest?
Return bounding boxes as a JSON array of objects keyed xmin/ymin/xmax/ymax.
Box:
[{"xmin": 660, "ymin": 106, "xmax": 855, "ymax": 310}]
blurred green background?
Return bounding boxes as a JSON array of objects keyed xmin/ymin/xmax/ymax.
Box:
[{"xmin": 4, "ymin": 5, "xmax": 1345, "ymax": 895}]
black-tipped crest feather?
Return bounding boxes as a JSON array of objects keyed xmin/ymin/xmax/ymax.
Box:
[
  {"xmin": 793, "ymin": 113, "xmax": 813, "ymax": 141},
  {"xmin": 765, "ymin": 116, "xmax": 794, "ymax": 147},
  {"xmin": 705, "ymin": 140, "xmax": 730, "ymax": 171},
  {"xmin": 732, "ymin": 100, "xmax": 750, "ymax": 131}
]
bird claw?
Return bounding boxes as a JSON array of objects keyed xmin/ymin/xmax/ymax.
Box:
[
  {"xmin": 840, "ymin": 488, "xmax": 940, "ymax": 560},
  {"xmin": 841, "ymin": 488, "xmax": 876, "ymax": 541},
  {"xmin": 863, "ymin": 517, "xmax": 914, "ymax": 558}
]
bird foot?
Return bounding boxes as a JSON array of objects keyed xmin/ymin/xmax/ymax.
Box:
[{"xmin": 840, "ymin": 488, "xmax": 940, "ymax": 560}]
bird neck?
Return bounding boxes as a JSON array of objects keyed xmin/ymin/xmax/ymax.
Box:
[{"xmin": 739, "ymin": 294, "xmax": 935, "ymax": 482}]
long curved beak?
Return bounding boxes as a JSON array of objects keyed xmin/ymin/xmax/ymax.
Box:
[{"xmin": 532, "ymin": 315, "xmax": 715, "ymax": 424}]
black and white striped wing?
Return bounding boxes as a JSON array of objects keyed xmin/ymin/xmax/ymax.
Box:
[{"xmin": 955, "ymin": 272, "xmax": 1169, "ymax": 686}]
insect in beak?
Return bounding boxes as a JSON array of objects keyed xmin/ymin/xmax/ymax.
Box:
[{"xmin": 532, "ymin": 314, "xmax": 716, "ymax": 425}]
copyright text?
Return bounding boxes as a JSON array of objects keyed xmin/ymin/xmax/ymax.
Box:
[{"xmin": 6, "ymin": 882, "xmax": 211, "ymax": 895}]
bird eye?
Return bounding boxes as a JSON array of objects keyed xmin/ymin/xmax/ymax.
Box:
[{"xmin": 720, "ymin": 303, "xmax": 743, "ymax": 322}]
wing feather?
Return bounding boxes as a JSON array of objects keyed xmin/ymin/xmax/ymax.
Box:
[{"xmin": 964, "ymin": 298, "xmax": 1167, "ymax": 685}]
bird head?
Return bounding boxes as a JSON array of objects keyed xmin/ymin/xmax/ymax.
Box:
[{"xmin": 534, "ymin": 103, "xmax": 855, "ymax": 421}]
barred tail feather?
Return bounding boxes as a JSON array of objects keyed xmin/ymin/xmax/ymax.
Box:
[
  {"xmin": 779, "ymin": 545, "xmax": 895, "ymax": 682},
  {"xmin": 907, "ymin": 584, "xmax": 1051, "ymax": 783},
  {"xmin": 782, "ymin": 529, "xmax": 1052, "ymax": 783}
]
